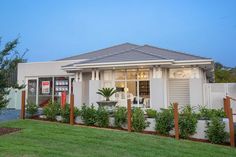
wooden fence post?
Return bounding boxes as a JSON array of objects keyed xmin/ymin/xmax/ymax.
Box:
[
  {"xmin": 70, "ymin": 94, "xmax": 74, "ymax": 125},
  {"xmin": 173, "ymin": 103, "xmax": 179, "ymax": 140},
  {"xmin": 225, "ymin": 96, "xmax": 231, "ymax": 117},
  {"xmin": 228, "ymin": 108, "xmax": 235, "ymax": 147},
  {"xmin": 20, "ymin": 90, "xmax": 26, "ymax": 119},
  {"xmin": 127, "ymin": 99, "xmax": 132, "ymax": 132},
  {"xmin": 224, "ymin": 96, "xmax": 235, "ymax": 147},
  {"xmin": 223, "ymin": 98, "xmax": 228, "ymax": 117}
]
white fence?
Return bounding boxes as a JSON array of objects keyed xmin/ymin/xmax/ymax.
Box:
[
  {"xmin": 204, "ymin": 83, "xmax": 236, "ymax": 114},
  {"xmin": 6, "ymin": 88, "xmax": 22, "ymax": 109}
]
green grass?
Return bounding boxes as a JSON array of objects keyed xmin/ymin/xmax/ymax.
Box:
[{"xmin": 0, "ymin": 120, "xmax": 235, "ymax": 157}]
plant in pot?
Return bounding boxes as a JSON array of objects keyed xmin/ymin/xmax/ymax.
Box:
[
  {"xmin": 96, "ymin": 88, "xmax": 118, "ymax": 113},
  {"xmin": 96, "ymin": 88, "xmax": 117, "ymax": 101}
]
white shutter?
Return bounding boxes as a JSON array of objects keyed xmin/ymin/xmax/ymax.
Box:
[{"xmin": 169, "ymin": 79, "xmax": 190, "ymax": 106}]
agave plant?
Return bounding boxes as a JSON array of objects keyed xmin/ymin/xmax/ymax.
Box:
[{"xmin": 96, "ymin": 88, "xmax": 117, "ymax": 101}]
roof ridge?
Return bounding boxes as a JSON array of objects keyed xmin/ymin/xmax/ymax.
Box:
[
  {"xmin": 74, "ymin": 46, "xmax": 144, "ymax": 65},
  {"xmin": 134, "ymin": 47, "xmax": 169, "ymax": 60},
  {"xmin": 57, "ymin": 43, "xmax": 139, "ymax": 61},
  {"xmin": 143, "ymin": 44, "xmax": 209, "ymax": 59}
]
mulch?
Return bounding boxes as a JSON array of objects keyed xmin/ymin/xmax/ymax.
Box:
[{"xmin": 0, "ymin": 127, "xmax": 21, "ymax": 136}]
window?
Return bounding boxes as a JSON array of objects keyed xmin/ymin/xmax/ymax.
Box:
[
  {"xmin": 114, "ymin": 69, "xmax": 150, "ymax": 108},
  {"xmin": 54, "ymin": 77, "xmax": 69, "ymax": 102},
  {"xmin": 27, "ymin": 79, "xmax": 37, "ymax": 104},
  {"xmin": 38, "ymin": 77, "xmax": 53, "ymax": 107}
]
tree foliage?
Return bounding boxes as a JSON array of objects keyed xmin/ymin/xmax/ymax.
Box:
[
  {"xmin": 0, "ymin": 37, "xmax": 25, "ymax": 111},
  {"xmin": 215, "ymin": 62, "xmax": 236, "ymax": 83}
]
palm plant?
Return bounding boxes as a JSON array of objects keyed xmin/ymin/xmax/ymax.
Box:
[{"xmin": 96, "ymin": 88, "xmax": 117, "ymax": 101}]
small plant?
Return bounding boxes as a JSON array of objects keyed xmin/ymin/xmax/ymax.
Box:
[
  {"xmin": 198, "ymin": 106, "xmax": 226, "ymax": 120},
  {"xmin": 96, "ymin": 88, "xmax": 117, "ymax": 101},
  {"xmin": 132, "ymin": 108, "xmax": 148, "ymax": 132},
  {"xmin": 60, "ymin": 104, "xmax": 79, "ymax": 123},
  {"xmin": 96, "ymin": 106, "xmax": 109, "ymax": 127},
  {"xmin": 146, "ymin": 109, "xmax": 157, "ymax": 118},
  {"xmin": 26, "ymin": 101, "xmax": 38, "ymax": 118},
  {"xmin": 155, "ymin": 108, "xmax": 174, "ymax": 135},
  {"xmin": 206, "ymin": 117, "xmax": 228, "ymax": 144},
  {"xmin": 43, "ymin": 100, "xmax": 60, "ymax": 120},
  {"xmin": 80, "ymin": 104, "xmax": 96, "ymax": 126},
  {"xmin": 179, "ymin": 105, "xmax": 198, "ymax": 139},
  {"xmin": 114, "ymin": 107, "xmax": 127, "ymax": 128}
]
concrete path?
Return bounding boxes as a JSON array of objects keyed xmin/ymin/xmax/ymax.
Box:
[{"xmin": 0, "ymin": 109, "xmax": 20, "ymax": 122}]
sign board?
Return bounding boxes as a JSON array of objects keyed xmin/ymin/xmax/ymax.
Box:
[{"xmin": 42, "ymin": 81, "xmax": 50, "ymax": 94}]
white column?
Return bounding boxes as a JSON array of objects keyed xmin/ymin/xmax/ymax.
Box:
[
  {"xmin": 75, "ymin": 72, "xmax": 79, "ymax": 82},
  {"xmin": 156, "ymin": 67, "xmax": 162, "ymax": 78},
  {"xmin": 79, "ymin": 72, "xmax": 83, "ymax": 82},
  {"xmin": 91, "ymin": 70, "xmax": 95, "ymax": 80},
  {"xmin": 95, "ymin": 70, "xmax": 99, "ymax": 80},
  {"xmin": 152, "ymin": 67, "xmax": 156, "ymax": 78}
]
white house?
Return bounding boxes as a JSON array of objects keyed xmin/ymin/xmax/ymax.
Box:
[{"xmin": 17, "ymin": 43, "xmax": 214, "ymax": 110}]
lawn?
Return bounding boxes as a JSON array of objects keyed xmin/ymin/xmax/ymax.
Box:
[{"xmin": 0, "ymin": 120, "xmax": 235, "ymax": 157}]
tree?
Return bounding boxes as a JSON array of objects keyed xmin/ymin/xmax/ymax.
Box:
[
  {"xmin": 214, "ymin": 62, "xmax": 236, "ymax": 83},
  {"xmin": 0, "ymin": 37, "xmax": 25, "ymax": 111}
]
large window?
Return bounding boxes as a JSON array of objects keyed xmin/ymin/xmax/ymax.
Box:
[
  {"xmin": 27, "ymin": 79, "xmax": 37, "ymax": 104},
  {"xmin": 27, "ymin": 76, "xmax": 71, "ymax": 107},
  {"xmin": 114, "ymin": 69, "xmax": 150, "ymax": 108}
]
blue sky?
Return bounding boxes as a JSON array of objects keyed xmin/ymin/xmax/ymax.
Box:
[{"xmin": 0, "ymin": 0, "xmax": 236, "ymax": 66}]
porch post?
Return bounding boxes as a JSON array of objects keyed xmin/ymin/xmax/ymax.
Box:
[
  {"xmin": 95, "ymin": 70, "xmax": 99, "ymax": 80},
  {"xmin": 91, "ymin": 70, "xmax": 95, "ymax": 80}
]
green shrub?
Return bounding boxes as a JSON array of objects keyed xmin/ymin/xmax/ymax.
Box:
[
  {"xmin": 132, "ymin": 108, "xmax": 148, "ymax": 132},
  {"xmin": 198, "ymin": 107, "xmax": 226, "ymax": 120},
  {"xmin": 60, "ymin": 104, "xmax": 79, "ymax": 123},
  {"xmin": 146, "ymin": 109, "xmax": 157, "ymax": 118},
  {"xmin": 26, "ymin": 101, "xmax": 38, "ymax": 117},
  {"xmin": 43, "ymin": 100, "xmax": 60, "ymax": 120},
  {"xmin": 114, "ymin": 107, "xmax": 127, "ymax": 128},
  {"xmin": 179, "ymin": 105, "xmax": 198, "ymax": 138},
  {"xmin": 80, "ymin": 105, "xmax": 96, "ymax": 126},
  {"xmin": 206, "ymin": 117, "xmax": 228, "ymax": 144},
  {"xmin": 96, "ymin": 106, "xmax": 109, "ymax": 127},
  {"xmin": 155, "ymin": 108, "xmax": 174, "ymax": 135}
]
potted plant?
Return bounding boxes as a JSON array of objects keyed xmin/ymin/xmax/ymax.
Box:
[
  {"xmin": 96, "ymin": 88, "xmax": 118, "ymax": 113},
  {"xmin": 96, "ymin": 88, "xmax": 117, "ymax": 101}
]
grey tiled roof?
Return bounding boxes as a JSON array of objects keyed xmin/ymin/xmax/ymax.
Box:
[
  {"xmin": 76, "ymin": 49, "xmax": 167, "ymax": 64},
  {"xmin": 61, "ymin": 43, "xmax": 211, "ymax": 68},
  {"xmin": 58, "ymin": 43, "xmax": 139, "ymax": 61}
]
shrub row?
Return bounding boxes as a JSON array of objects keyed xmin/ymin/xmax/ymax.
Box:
[{"xmin": 27, "ymin": 101, "xmax": 228, "ymax": 144}]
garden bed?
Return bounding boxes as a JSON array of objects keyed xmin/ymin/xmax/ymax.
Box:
[{"xmin": 0, "ymin": 127, "xmax": 21, "ymax": 136}]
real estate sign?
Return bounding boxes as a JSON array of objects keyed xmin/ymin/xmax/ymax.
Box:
[{"xmin": 42, "ymin": 81, "xmax": 50, "ymax": 94}]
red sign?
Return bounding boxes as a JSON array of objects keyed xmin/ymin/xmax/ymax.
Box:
[{"xmin": 42, "ymin": 81, "xmax": 50, "ymax": 94}]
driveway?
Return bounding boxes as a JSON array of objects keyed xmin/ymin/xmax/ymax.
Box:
[{"xmin": 0, "ymin": 109, "xmax": 20, "ymax": 122}]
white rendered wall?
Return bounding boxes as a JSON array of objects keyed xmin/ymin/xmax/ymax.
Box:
[{"xmin": 17, "ymin": 60, "xmax": 83, "ymax": 85}]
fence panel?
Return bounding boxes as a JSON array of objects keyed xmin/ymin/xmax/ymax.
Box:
[{"xmin": 204, "ymin": 83, "xmax": 236, "ymax": 114}]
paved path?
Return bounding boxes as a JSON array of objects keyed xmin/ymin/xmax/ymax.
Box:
[{"xmin": 0, "ymin": 109, "xmax": 20, "ymax": 122}]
